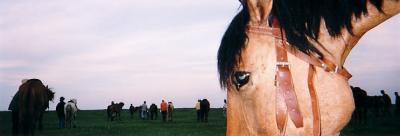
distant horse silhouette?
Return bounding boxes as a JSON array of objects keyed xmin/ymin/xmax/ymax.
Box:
[
  {"xmin": 65, "ymin": 99, "xmax": 78, "ymax": 128},
  {"xmin": 351, "ymin": 86, "xmax": 368, "ymax": 125},
  {"xmin": 107, "ymin": 102, "xmax": 124, "ymax": 121},
  {"xmin": 9, "ymin": 79, "xmax": 55, "ymax": 136},
  {"xmin": 129, "ymin": 104, "xmax": 138, "ymax": 119},
  {"xmin": 218, "ymin": 0, "xmax": 399, "ymax": 135}
]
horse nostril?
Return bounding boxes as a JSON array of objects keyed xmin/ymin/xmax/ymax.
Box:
[{"xmin": 232, "ymin": 71, "xmax": 251, "ymax": 90}]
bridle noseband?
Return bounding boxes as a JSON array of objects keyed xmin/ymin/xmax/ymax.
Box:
[{"xmin": 246, "ymin": 21, "xmax": 351, "ymax": 136}]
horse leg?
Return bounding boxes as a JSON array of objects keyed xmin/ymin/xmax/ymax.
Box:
[
  {"xmin": 11, "ymin": 111, "xmax": 19, "ymax": 136},
  {"xmin": 66, "ymin": 116, "xmax": 71, "ymax": 128},
  {"xmin": 116, "ymin": 112, "xmax": 119, "ymax": 121},
  {"xmin": 72, "ymin": 114, "xmax": 77, "ymax": 128},
  {"xmin": 29, "ymin": 116, "xmax": 37, "ymax": 136},
  {"xmin": 111, "ymin": 112, "xmax": 114, "ymax": 121},
  {"xmin": 38, "ymin": 112, "xmax": 44, "ymax": 131}
]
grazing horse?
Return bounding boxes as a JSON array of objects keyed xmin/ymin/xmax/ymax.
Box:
[
  {"xmin": 9, "ymin": 79, "xmax": 55, "ymax": 136},
  {"xmin": 107, "ymin": 102, "xmax": 124, "ymax": 121},
  {"xmin": 218, "ymin": 0, "xmax": 399, "ymax": 135},
  {"xmin": 65, "ymin": 99, "xmax": 78, "ymax": 128}
]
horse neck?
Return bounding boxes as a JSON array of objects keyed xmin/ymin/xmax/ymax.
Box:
[
  {"xmin": 312, "ymin": 23, "xmax": 351, "ymax": 66},
  {"xmin": 319, "ymin": 1, "xmax": 400, "ymax": 65}
]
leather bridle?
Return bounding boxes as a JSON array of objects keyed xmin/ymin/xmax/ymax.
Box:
[{"xmin": 245, "ymin": 21, "xmax": 351, "ymax": 136}]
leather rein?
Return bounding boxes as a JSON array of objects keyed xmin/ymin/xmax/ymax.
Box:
[{"xmin": 246, "ymin": 23, "xmax": 351, "ymax": 136}]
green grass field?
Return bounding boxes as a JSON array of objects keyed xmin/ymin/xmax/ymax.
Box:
[{"xmin": 1, "ymin": 109, "xmax": 399, "ymax": 136}]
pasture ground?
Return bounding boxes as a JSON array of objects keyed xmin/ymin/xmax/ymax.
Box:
[{"xmin": 1, "ymin": 108, "xmax": 399, "ymax": 136}]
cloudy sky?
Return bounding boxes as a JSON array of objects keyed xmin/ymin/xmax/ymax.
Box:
[{"xmin": 0, "ymin": 0, "xmax": 399, "ymax": 111}]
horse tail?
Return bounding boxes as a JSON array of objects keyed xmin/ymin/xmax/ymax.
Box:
[
  {"xmin": 66, "ymin": 104, "xmax": 72, "ymax": 119},
  {"xmin": 21, "ymin": 80, "xmax": 36, "ymax": 135},
  {"xmin": 66, "ymin": 104, "xmax": 73, "ymax": 128}
]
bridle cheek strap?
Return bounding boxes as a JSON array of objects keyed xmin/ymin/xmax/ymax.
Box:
[
  {"xmin": 308, "ymin": 65, "xmax": 321, "ymax": 136},
  {"xmin": 275, "ymin": 38, "xmax": 304, "ymax": 135}
]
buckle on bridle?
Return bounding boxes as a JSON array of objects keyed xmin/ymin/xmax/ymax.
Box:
[
  {"xmin": 322, "ymin": 63, "xmax": 340, "ymax": 73},
  {"xmin": 276, "ymin": 62, "xmax": 290, "ymax": 71},
  {"xmin": 334, "ymin": 66, "xmax": 339, "ymax": 73},
  {"xmin": 276, "ymin": 61, "xmax": 290, "ymax": 66}
]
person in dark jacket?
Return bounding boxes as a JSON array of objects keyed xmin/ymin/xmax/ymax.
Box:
[
  {"xmin": 129, "ymin": 104, "xmax": 135, "ymax": 119},
  {"xmin": 395, "ymin": 92, "xmax": 400, "ymax": 115},
  {"xmin": 200, "ymin": 99, "xmax": 210, "ymax": 122},
  {"xmin": 381, "ymin": 90, "xmax": 392, "ymax": 116},
  {"xmin": 149, "ymin": 103, "xmax": 158, "ymax": 120},
  {"xmin": 56, "ymin": 97, "xmax": 66, "ymax": 128}
]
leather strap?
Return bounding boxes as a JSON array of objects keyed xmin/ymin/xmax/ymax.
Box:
[
  {"xmin": 275, "ymin": 38, "xmax": 304, "ymax": 135},
  {"xmin": 308, "ymin": 65, "xmax": 321, "ymax": 136}
]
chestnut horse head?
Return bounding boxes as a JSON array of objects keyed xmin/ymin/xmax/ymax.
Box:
[{"xmin": 218, "ymin": 0, "xmax": 399, "ymax": 135}]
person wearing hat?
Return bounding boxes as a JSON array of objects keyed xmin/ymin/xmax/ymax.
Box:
[{"xmin": 56, "ymin": 97, "xmax": 66, "ymax": 128}]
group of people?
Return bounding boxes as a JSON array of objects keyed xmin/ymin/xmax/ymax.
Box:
[
  {"xmin": 352, "ymin": 87, "xmax": 400, "ymax": 125},
  {"xmin": 160, "ymin": 100, "xmax": 174, "ymax": 122},
  {"xmin": 371, "ymin": 90, "xmax": 399, "ymax": 116},
  {"xmin": 128, "ymin": 100, "xmax": 174, "ymax": 122},
  {"xmin": 195, "ymin": 99, "xmax": 210, "ymax": 122}
]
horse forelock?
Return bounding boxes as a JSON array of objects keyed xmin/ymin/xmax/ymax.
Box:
[{"xmin": 218, "ymin": 7, "xmax": 249, "ymax": 89}]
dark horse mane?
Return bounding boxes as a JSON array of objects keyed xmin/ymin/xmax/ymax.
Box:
[{"xmin": 217, "ymin": 0, "xmax": 384, "ymax": 88}]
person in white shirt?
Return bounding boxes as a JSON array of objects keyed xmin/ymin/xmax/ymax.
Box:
[
  {"xmin": 195, "ymin": 100, "xmax": 201, "ymax": 122},
  {"xmin": 141, "ymin": 101, "xmax": 148, "ymax": 120}
]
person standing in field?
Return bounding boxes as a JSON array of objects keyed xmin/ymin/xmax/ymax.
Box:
[
  {"xmin": 141, "ymin": 101, "xmax": 148, "ymax": 120},
  {"xmin": 149, "ymin": 103, "xmax": 158, "ymax": 120},
  {"xmin": 160, "ymin": 100, "xmax": 168, "ymax": 122},
  {"xmin": 195, "ymin": 100, "xmax": 201, "ymax": 122},
  {"xmin": 381, "ymin": 90, "xmax": 392, "ymax": 116},
  {"xmin": 167, "ymin": 102, "xmax": 174, "ymax": 121},
  {"xmin": 223, "ymin": 99, "xmax": 227, "ymax": 118},
  {"xmin": 56, "ymin": 97, "xmax": 66, "ymax": 128},
  {"xmin": 395, "ymin": 92, "xmax": 400, "ymax": 115},
  {"xmin": 129, "ymin": 104, "xmax": 135, "ymax": 119},
  {"xmin": 200, "ymin": 99, "xmax": 210, "ymax": 122}
]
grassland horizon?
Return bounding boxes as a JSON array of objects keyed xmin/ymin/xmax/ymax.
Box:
[{"xmin": 1, "ymin": 108, "xmax": 400, "ymax": 136}]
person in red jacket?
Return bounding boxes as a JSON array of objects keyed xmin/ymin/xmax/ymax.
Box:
[{"xmin": 160, "ymin": 100, "xmax": 168, "ymax": 122}]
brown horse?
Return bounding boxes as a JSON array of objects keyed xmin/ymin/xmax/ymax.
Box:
[
  {"xmin": 218, "ymin": 0, "xmax": 399, "ymax": 135},
  {"xmin": 9, "ymin": 79, "xmax": 55, "ymax": 136},
  {"xmin": 107, "ymin": 102, "xmax": 124, "ymax": 121}
]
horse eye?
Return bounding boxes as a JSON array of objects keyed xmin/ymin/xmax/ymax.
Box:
[{"xmin": 232, "ymin": 71, "xmax": 251, "ymax": 90}]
